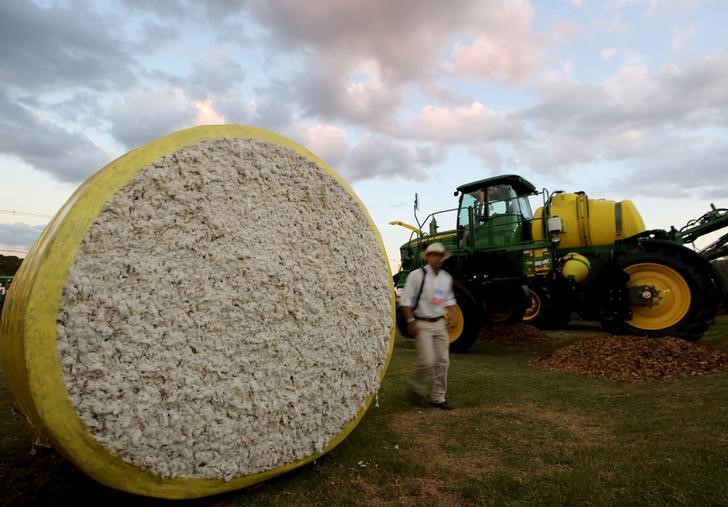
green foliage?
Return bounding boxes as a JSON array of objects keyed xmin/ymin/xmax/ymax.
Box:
[{"xmin": 0, "ymin": 254, "xmax": 23, "ymax": 277}]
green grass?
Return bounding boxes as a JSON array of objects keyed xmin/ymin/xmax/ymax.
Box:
[{"xmin": 2, "ymin": 318, "xmax": 728, "ymax": 506}]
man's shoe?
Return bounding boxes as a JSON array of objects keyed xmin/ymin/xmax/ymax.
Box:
[{"xmin": 430, "ymin": 400, "xmax": 454, "ymax": 410}]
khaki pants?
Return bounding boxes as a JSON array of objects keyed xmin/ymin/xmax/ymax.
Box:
[{"xmin": 409, "ymin": 319, "xmax": 449, "ymax": 404}]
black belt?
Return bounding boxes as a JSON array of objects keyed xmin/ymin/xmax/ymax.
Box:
[{"xmin": 415, "ymin": 316, "xmax": 444, "ymax": 322}]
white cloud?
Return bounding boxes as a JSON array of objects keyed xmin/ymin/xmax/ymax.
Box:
[
  {"xmin": 0, "ymin": 1, "xmax": 136, "ymax": 92},
  {"xmin": 109, "ymin": 86, "xmax": 198, "ymax": 148},
  {"xmin": 552, "ymin": 20, "xmax": 583, "ymax": 45},
  {"xmin": 183, "ymin": 48, "xmax": 247, "ymax": 98},
  {"xmin": 506, "ymin": 49, "xmax": 728, "ymax": 196},
  {"xmin": 528, "ymin": 51, "xmax": 728, "ymax": 133},
  {"xmin": 407, "ymin": 102, "xmax": 521, "ymax": 144},
  {"xmin": 250, "ymin": 0, "xmax": 544, "ymax": 124},
  {"xmin": 613, "ymin": 0, "xmax": 659, "ymax": 18},
  {"xmin": 601, "ymin": 48, "xmax": 618, "ymax": 60},
  {"xmin": 0, "ymin": 92, "xmax": 108, "ymax": 183},
  {"xmin": 343, "ymin": 59, "xmax": 390, "ymax": 116},
  {"xmin": 2, "ymin": 0, "xmax": 724, "ymax": 199},
  {"xmin": 252, "ymin": 0, "xmax": 538, "ymax": 82},
  {"xmin": 605, "ymin": 137, "xmax": 728, "ymax": 198},
  {"xmin": 452, "ymin": 34, "xmax": 543, "ymax": 85},
  {"xmin": 345, "ymin": 135, "xmax": 444, "ymax": 181},
  {"xmin": 602, "ymin": 63, "xmax": 669, "ymax": 111},
  {"xmin": 194, "ymin": 99, "xmax": 226, "ymax": 125},
  {"xmin": 291, "ymin": 56, "xmax": 403, "ymax": 128},
  {"xmin": 285, "ymin": 121, "xmax": 444, "ymax": 183},
  {"xmin": 288, "ymin": 123, "xmax": 349, "ymax": 168},
  {"xmin": 0, "ymin": 222, "xmax": 45, "ymax": 252},
  {"xmin": 611, "ymin": 0, "xmax": 699, "ymax": 20},
  {"xmin": 672, "ymin": 24, "xmax": 696, "ymax": 52}
]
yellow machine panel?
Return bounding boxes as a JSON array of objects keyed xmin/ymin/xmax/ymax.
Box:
[{"xmin": 533, "ymin": 193, "xmax": 646, "ymax": 247}]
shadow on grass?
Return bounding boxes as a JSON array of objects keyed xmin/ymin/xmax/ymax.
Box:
[
  {"xmin": 0, "ymin": 372, "xmax": 235, "ymax": 507},
  {"xmin": 0, "ymin": 440, "xmax": 235, "ymax": 507}
]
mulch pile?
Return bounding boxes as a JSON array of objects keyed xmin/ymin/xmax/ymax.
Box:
[
  {"xmin": 479, "ymin": 323, "xmax": 550, "ymax": 347},
  {"xmin": 531, "ymin": 335, "xmax": 728, "ymax": 383}
]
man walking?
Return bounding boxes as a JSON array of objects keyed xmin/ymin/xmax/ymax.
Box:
[{"xmin": 400, "ymin": 242, "xmax": 457, "ymax": 410}]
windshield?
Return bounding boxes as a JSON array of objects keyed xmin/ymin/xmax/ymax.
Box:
[
  {"xmin": 459, "ymin": 184, "xmax": 533, "ymax": 225},
  {"xmin": 458, "ymin": 191, "xmax": 479, "ymax": 228},
  {"xmin": 487, "ymin": 184, "xmax": 534, "ymax": 218},
  {"xmin": 517, "ymin": 196, "xmax": 533, "ymax": 219}
]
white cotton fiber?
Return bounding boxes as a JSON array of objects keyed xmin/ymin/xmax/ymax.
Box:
[{"xmin": 56, "ymin": 138, "xmax": 392, "ymax": 480}]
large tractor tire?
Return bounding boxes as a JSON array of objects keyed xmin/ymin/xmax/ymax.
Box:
[
  {"xmin": 614, "ymin": 250, "xmax": 716, "ymax": 341},
  {"xmin": 483, "ymin": 283, "xmax": 528, "ymax": 325},
  {"xmin": 485, "ymin": 303, "xmax": 519, "ymax": 324},
  {"xmin": 523, "ymin": 283, "xmax": 571, "ymax": 329},
  {"xmin": 448, "ymin": 280, "xmax": 482, "ymax": 353}
]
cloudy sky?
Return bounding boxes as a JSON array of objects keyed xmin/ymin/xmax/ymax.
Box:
[{"xmin": 2, "ymin": 0, "xmax": 727, "ymax": 268}]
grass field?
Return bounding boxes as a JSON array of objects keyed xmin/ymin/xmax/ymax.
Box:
[{"xmin": 2, "ymin": 318, "xmax": 727, "ymax": 506}]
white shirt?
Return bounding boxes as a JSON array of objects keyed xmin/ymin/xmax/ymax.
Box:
[{"xmin": 400, "ymin": 264, "xmax": 456, "ymax": 318}]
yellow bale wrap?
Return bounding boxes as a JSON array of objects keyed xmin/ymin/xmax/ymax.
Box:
[{"xmin": 0, "ymin": 125, "xmax": 395, "ymax": 499}]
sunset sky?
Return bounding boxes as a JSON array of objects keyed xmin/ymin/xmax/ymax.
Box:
[{"xmin": 2, "ymin": 0, "xmax": 727, "ymax": 268}]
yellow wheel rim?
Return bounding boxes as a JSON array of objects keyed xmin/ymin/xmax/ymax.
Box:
[
  {"xmin": 445, "ymin": 304, "xmax": 465, "ymax": 343},
  {"xmin": 523, "ymin": 289, "xmax": 542, "ymax": 322},
  {"xmin": 624, "ymin": 262, "xmax": 691, "ymax": 331}
]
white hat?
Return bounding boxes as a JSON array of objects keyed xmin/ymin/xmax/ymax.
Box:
[{"xmin": 420, "ymin": 242, "xmax": 451, "ymax": 261}]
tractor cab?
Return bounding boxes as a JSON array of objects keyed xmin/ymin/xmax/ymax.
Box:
[{"xmin": 456, "ymin": 175, "xmax": 537, "ymax": 249}]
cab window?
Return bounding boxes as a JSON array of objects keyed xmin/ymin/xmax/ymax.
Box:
[
  {"xmin": 487, "ymin": 184, "xmax": 520, "ymax": 217},
  {"xmin": 458, "ymin": 191, "xmax": 478, "ymax": 228}
]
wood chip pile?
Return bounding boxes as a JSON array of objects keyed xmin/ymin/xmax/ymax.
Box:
[
  {"xmin": 531, "ymin": 335, "xmax": 728, "ymax": 382},
  {"xmin": 479, "ymin": 323, "xmax": 550, "ymax": 347}
]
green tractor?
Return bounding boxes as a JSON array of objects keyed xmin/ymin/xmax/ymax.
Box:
[{"xmin": 392, "ymin": 175, "xmax": 728, "ymax": 353}]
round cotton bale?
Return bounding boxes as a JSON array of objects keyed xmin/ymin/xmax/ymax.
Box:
[{"xmin": 0, "ymin": 125, "xmax": 394, "ymax": 499}]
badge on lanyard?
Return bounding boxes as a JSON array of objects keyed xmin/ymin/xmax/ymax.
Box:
[{"xmin": 432, "ymin": 288, "xmax": 444, "ymax": 306}]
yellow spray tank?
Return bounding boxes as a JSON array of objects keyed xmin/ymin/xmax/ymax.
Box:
[
  {"xmin": 560, "ymin": 252, "xmax": 591, "ymax": 283},
  {"xmin": 533, "ymin": 192, "xmax": 646, "ymax": 247}
]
